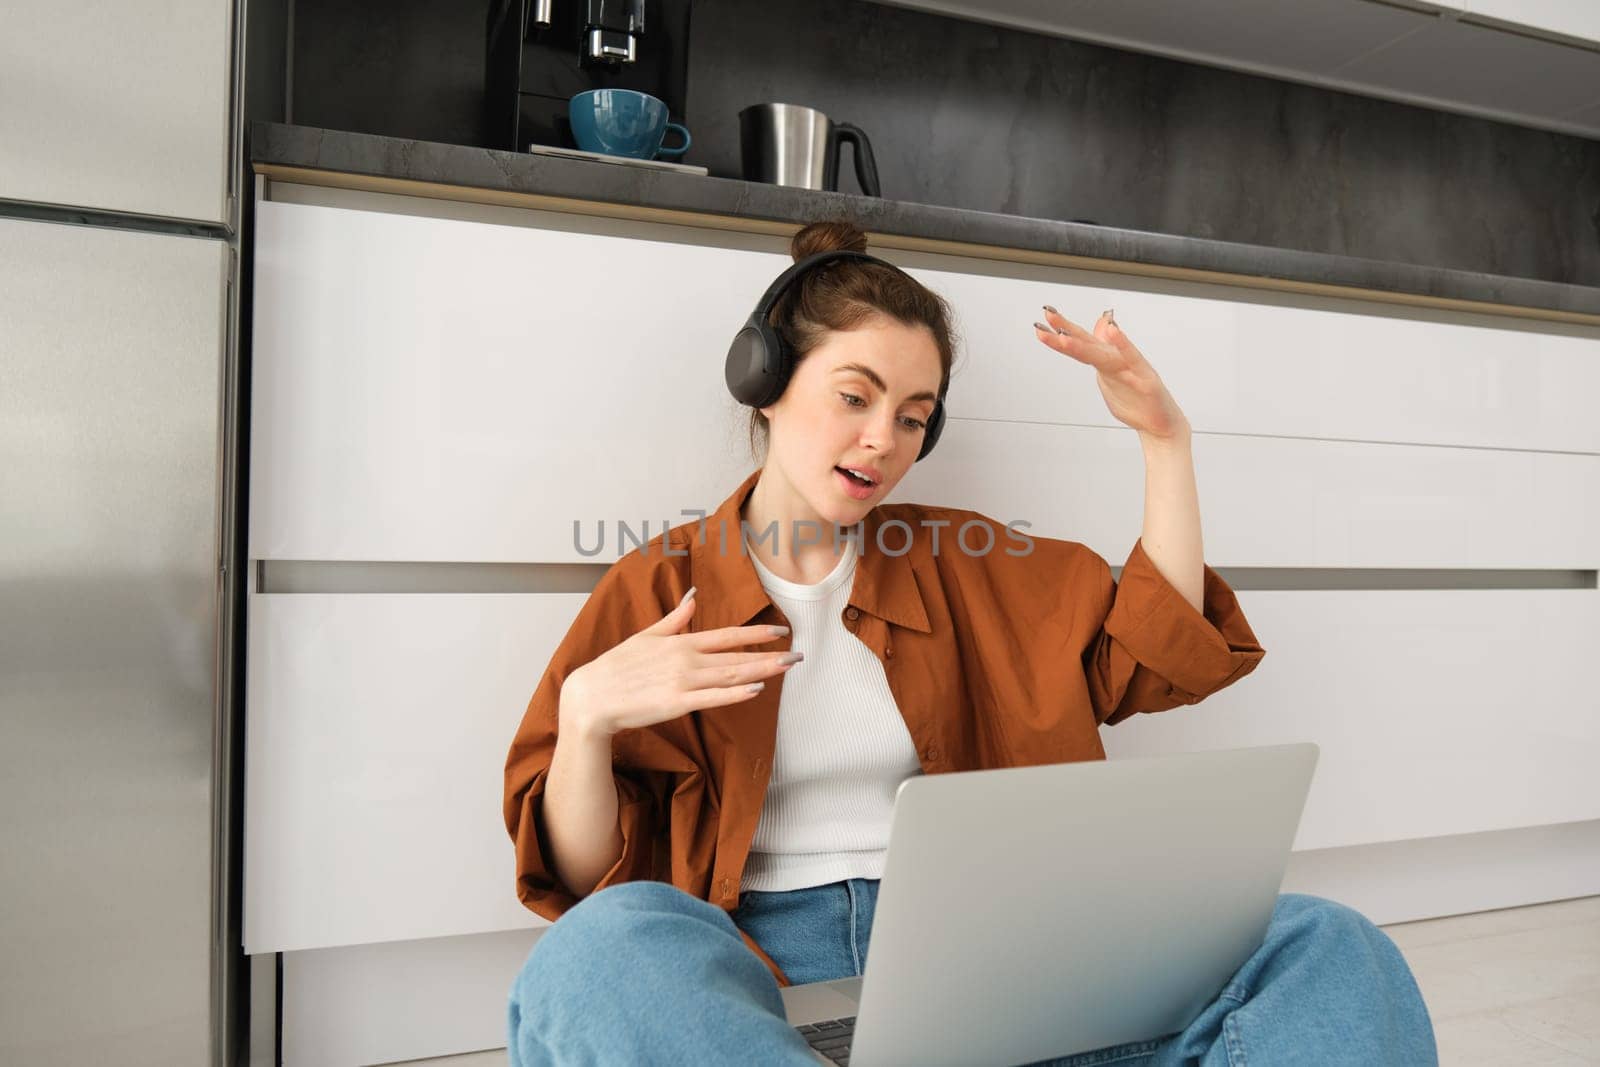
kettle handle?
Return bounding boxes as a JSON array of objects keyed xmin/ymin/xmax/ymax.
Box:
[{"xmin": 830, "ymin": 122, "xmax": 882, "ymax": 197}]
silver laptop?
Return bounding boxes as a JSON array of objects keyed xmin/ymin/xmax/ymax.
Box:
[{"xmin": 778, "ymin": 742, "xmax": 1320, "ymax": 1066}]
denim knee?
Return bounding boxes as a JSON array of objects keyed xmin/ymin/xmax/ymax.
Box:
[
  {"xmin": 516, "ymin": 882, "xmax": 726, "ymax": 981},
  {"xmin": 1274, "ymin": 893, "xmax": 1389, "ymax": 946},
  {"xmin": 1266, "ymin": 891, "xmax": 1422, "ymax": 991}
]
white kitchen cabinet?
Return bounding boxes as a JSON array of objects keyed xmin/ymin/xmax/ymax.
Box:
[
  {"xmin": 246, "ymin": 196, "xmax": 1600, "ymax": 952},
  {"xmin": 242, "ymin": 434, "xmax": 1600, "ymax": 953},
  {"xmin": 243, "ymin": 593, "xmax": 580, "ymax": 953},
  {"xmin": 248, "ymin": 198, "xmax": 1600, "ymax": 568}
]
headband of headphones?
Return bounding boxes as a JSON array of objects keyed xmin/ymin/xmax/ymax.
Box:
[{"xmin": 724, "ymin": 248, "xmax": 947, "ymax": 462}]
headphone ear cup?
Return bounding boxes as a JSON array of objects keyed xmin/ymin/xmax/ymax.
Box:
[
  {"xmin": 725, "ymin": 321, "xmax": 791, "ymax": 408},
  {"xmin": 916, "ymin": 399, "xmax": 946, "ymax": 461}
]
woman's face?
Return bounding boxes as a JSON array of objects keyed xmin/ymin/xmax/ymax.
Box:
[{"xmin": 760, "ymin": 313, "xmax": 943, "ymax": 527}]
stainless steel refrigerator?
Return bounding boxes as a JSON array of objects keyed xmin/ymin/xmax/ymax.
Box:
[{"xmin": 0, "ymin": 1, "xmax": 245, "ymax": 1062}]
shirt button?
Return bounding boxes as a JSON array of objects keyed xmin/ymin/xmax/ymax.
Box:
[
  {"xmin": 924, "ymin": 746, "xmax": 940, "ymax": 762},
  {"xmin": 884, "ymin": 646, "xmax": 894, "ymax": 659},
  {"xmin": 845, "ymin": 607, "xmax": 861, "ymax": 621}
]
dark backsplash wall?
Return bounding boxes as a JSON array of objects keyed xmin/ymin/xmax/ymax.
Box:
[{"xmin": 272, "ymin": 0, "xmax": 1600, "ymax": 286}]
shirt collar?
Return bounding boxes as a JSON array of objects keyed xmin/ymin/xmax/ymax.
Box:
[{"xmin": 686, "ymin": 468, "xmax": 933, "ymax": 635}]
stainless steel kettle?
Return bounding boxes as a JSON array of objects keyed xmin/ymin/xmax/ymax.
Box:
[{"xmin": 739, "ymin": 103, "xmax": 882, "ymax": 196}]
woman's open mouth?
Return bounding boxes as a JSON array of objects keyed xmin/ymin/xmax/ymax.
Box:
[{"xmin": 835, "ymin": 466, "xmax": 878, "ymax": 500}]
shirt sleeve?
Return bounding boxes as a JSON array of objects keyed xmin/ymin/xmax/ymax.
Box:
[
  {"xmin": 502, "ymin": 552, "xmax": 697, "ymax": 923},
  {"xmin": 1083, "ymin": 536, "xmax": 1266, "ymax": 726}
]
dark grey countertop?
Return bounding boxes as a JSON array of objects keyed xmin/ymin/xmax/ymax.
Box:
[{"xmin": 249, "ymin": 122, "xmax": 1600, "ymax": 323}]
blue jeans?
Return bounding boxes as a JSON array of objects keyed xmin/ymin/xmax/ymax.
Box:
[{"xmin": 508, "ymin": 878, "xmax": 1439, "ymax": 1065}]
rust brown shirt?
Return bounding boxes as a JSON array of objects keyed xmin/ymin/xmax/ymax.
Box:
[{"xmin": 504, "ymin": 467, "xmax": 1266, "ymax": 987}]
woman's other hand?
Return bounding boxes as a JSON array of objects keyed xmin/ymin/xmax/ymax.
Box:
[{"xmin": 559, "ymin": 588, "xmax": 801, "ymax": 738}]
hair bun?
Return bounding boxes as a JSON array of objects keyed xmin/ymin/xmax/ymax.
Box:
[{"xmin": 790, "ymin": 219, "xmax": 869, "ymax": 263}]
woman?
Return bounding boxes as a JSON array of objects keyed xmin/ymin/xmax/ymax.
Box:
[{"xmin": 502, "ymin": 219, "xmax": 1438, "ymax": 1065}]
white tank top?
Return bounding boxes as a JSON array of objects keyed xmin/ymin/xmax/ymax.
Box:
[{"xmin": 740, "ymin": 534, "xmax": 924, "ymax": 893}]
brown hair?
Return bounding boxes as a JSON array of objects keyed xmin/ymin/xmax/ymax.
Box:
[{"xmin": 745, "ymin": 219, "xmax": 962, "ymax": 462}]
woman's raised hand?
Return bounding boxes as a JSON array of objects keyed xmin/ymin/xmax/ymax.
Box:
[
  {"xmin": 1032, "ymin": 307, "xmax": 1191, "ymax": 442},
  {"xmin": 558, "ymin": 587, "xmax": 802, "ymax": 738}
]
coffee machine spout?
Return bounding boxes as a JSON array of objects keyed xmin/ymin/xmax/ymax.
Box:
[{"xmin": 586, "ymin": 0, "xmax": 645, "ymax": 64}]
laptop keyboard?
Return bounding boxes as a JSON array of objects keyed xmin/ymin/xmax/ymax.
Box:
[{"xmin": 794, "ymin": 1016, "xmax": 855, "ymax": 1064}]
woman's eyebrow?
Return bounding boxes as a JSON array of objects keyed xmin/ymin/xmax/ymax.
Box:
[{"xmin": 831, "ymin": 362, "xmax": 937, "ymax": 403}]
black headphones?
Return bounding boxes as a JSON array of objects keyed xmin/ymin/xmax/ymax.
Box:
[{"xmin": 724, "ymin": 249, "xmax": 947, "ymax": 462}]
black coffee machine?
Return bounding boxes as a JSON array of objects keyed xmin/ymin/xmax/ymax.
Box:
[{"xmin": 484, "ymin": 0, "xmax": 692, "ymax": 153}]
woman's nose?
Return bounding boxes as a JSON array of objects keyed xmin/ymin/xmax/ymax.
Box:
[{"xmin": 860, "ymin": 411, "xmax": 896, "ymax": 450}]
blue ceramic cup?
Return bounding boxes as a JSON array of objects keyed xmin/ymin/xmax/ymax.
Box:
[{"xmin": 569, "ymin": 89, "xmax": 691, "ymax": 160}]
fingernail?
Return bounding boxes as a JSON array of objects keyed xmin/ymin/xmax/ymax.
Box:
[
  {"xmin": 1033, "ymin": 321, "xmax": 1050, "ymax": 333},
  {"xmin": 679, "ymin": 586, "xmax": 697, "ymax": 605},
  {"xmin": 746, "ymin": 682, "xmax": 766, "ymax": 693},
  {"xmin": 769, "ymin": 625, "xmax": 790, "ymax": 637},
  {"xmin": 1043, "ymin": 305, "xmax": 1058, "ymax": 316},
  {"xmin": 780, "ymin": 651, "xmax": 804, "ymax": 664}
]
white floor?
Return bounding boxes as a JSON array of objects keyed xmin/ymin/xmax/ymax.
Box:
[
  {"xmin": 393, "ymin": 894, "xmax": 1600, "ymax": 1066},
  {"xmin": 1382, "ymin": 894, "xmax": 1600, "ymax": 1065}
]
